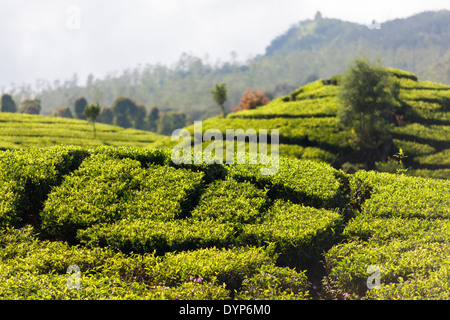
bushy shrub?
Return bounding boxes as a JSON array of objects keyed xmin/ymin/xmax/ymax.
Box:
[
  {"xmin": 147, "ymin": 247, "xmax": 274, "ymax": 291},
  {"xmin": 342, "ymin": 216, "xmax": 450, "ymax": 243},
  {"xmin": 324, "ymin": 240, "xmax": 450, "ymax": 298},
  {"xmin": 40, "ymin": 154, "xmax": 204, "ymax": 242},
  {"xmin": 77, "ymin": 218, "xmax": 237, "ymax": 255},
  {"xmin": 233, "ymin": 88, "xmax": 270, "ymax": 112},
  {"xmin": 226, "ymin": 156, "xmax": 349, "ymax": 209},
  {"xmin": 191, "ymin": 179, "xmax": 268, "ymax": 224},
  {"xmin": 239, "ymin": 199, "xmax": 343, "ymax": 267},
  {"xmin": 0, "ymin": 146, "xmax": 89, "ymax": 228},
  {"xmin": 236, "ymin": 264, "xmax": 310, "ymax": 300},
  {"xmin": 352, "ymin": 170, "xmax": 450, "ymax": 219},
  {"xmin": 365, "ymin": 265, "xmax": 449, "ymax": 300},
  {"xmin": 89, "ymin": 145, "xmax": 169, "ymax": 167}
]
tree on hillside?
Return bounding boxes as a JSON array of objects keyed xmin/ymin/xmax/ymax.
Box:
[
  {"xmin": 0, "ymin": 94, "xmax": 17, "ymax": 113},
  {"xmin": 74, "ymin": 97, "xmax": 88, "ymax": 120},
  {"xmin": 111, "ymin": 96, "xmax": 138, "ymax": 128},
  {"xmin": 83, "ymin": 103, "xmax": 101, "ymax": 139},
  {"xmin": 52, "ymin": 106, "xmax": 73, "ymax": 118},
  {"xmin": 337, "ymin": 57, "xmax": 400, "ymax": 163},
  {"xmin": 133, "ymin": 103, "xmax": 148, "ymax": 130},
  {"xmin": 210, "ymin": 83, "xmax": 228, "ymax": 118},
  {"xmin": 19, "ymin": 98, "xmax": 41, "ymax": 115},
  {"xmin": 233, "ymin": 88, "xmax": 270, "ymax": 112},
  {"xmin": 147, "ymin": 107, "xmax": 160, "ymax": 132},
  {"xmin": 98, "ymin": 107, "xmax": 114, "ymax": 124},
  {"xmin": 157, "ymin": 111, "xmax": 187, "ymax": 135}
]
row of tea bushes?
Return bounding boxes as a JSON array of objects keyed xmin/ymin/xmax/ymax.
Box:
[
  {"xmin": 226, "ymin": 155, "xmax": 349, "ymax": 209},
  {"xmin": 239, "ymin": 199, "xmax": 343, "ymax": 267},
  {"xmin": 40, "ymin": 154, "xmax": 204, "ymax": 242},
  {"xmin": 0, "ymin": 226, "xmax": 310, "ymax": 299},
  {"xmin": 324, "ymin": 170, "xmax": 450, "ymax": 299},
  {"xmin": 0, "ymin": 146, "xmax": 89, "ymax": 228},
  {"xmin": 0, "ymin": 112, "xmax": 164, "ymax": 150}
]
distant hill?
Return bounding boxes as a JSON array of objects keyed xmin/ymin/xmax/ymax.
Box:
[
  {"xmin": 161, "ymin": 67, "xmax": 450, "ymax": 180},
  {"xmin": 261, "ymin": 10, "xmax": 450, "ymax": 85},
  {"xmin": 9, "ymin": 10, "xmax": 450, "ymax": 118}
]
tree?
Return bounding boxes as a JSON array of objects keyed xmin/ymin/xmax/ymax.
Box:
[
  {"xmin": 133, "ymin": 103, "xmax": 148, "ymax": 130},
  {"xmin": 74, "ymin": 97, "xmax": 88, "ymax": 120},
  {"xmin": 52, "ymin": 106, "xmax": 73, "ymax": 118},
  {"xmin": 147, "ymin": 107, "xmax": 160, "ymax": 132},
  {"xmin": 98, "ymin": 107, "xmax": 114, "ymax": 124},
  {"xmin": 157, "ymin": 111, "xmax": 187, "ymax": 135},
  {"xmin": 315, "ymin": 11, "xmax": 323, "ymax": 20},
  {"xmin": 19, "ymin": 98, "xmax": 41, "ymax": 115},
  {"xmin": 83, "ymin": 103, "xmax": 101, "ymax": 139},
  {"xmin": 1, "ymin": 94, "xmax": 17, "ymax": 113},
  {"xmin": 111, "ymin": 96, "xmax": 138, "ymax": 128},
  {"xmin": 337, "ymin": 57, "xmax": 400, "ymax": 162},
  {"xmin": 210, "ymin": 83, "xmax": 228, "ymax": 118},
  {"xmin": 233, "ymin": 88, "xmax": 270, "ymax": 112}
]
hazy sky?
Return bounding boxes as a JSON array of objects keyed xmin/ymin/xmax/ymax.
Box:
[{"xmin": 1, "ymin": 0, "xmax": 449, "ymax": 90}]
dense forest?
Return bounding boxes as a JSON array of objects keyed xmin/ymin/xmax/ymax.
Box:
[{"xmin": 2, "ymin": 10, "xmax": 449, "ymax": 131}]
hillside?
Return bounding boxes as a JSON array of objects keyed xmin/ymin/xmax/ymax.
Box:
[
  {"xmin": 0, "ymin": 112, "xmax": 165, "ymax": 150},
  {"xmin": 3, "ymin": 65, "xmax": 449, "ymax": 180},
  {"xmin": 167, "ymin": 67, "xmax": 450, "ymax": 180},
  {"xmin": 0, "ymin": 145, "xmax": 448, "ymax": 300},
  {"xmin": 7, "ymin": 10, "xmax": 450, "ymax": 117}
]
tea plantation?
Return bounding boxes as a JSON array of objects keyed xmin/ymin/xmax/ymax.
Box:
[
  {"xmin": 0, "ymin": 145, "xmax": 448, "ymax": 299},
  {"xmin": 0, "ymin": 112, "xmax": 164, "ymax": 150},
  {"xmin": 171, "ymin": 68, "xmax": 450, "ymax": 180}
]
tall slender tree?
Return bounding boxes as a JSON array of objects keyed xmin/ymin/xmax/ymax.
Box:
[
  {"xmin": 210, "ymin": 83, "xmax": 228, "ymax": 118},
  {"xmin": 83, "ymin": 103, "xmax": 101, "ymax": 139}
]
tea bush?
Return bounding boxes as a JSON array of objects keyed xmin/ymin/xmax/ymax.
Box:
[
  {"xmin": 191, "ymin": 179, "xmax": 269, "ymax": 224},
  {"xmin": 0, "ymin": 112, "xmax": 164, "ymax": 150},
  {"xmin": 343, "ymin": 216, "xmax": 450, "ymax": 243},
  {"xmin": 406, "ymin": 168, "xmax": 450, "ymax": 180},
  {"xmin": 415, "ymin": 148, "xmax": 450, "ymax": 166},
  {"xmin": 324, "ymin": 240, "xmax": 450, "ymax": 298},
  {"xmin": 226, "ymin": 156, "xmax": 349, "ymax": 209},
  {"xmin": 392, "ymin": 139, "xmax": 436, "ymax": 157},
  {"xmin": 228, "ymin": 96, "xmax": 339, "ymax": 119},
  {"xmin": 146, "ymin": 246, "xmax": 275, "ymax": 291},
  {"xmin": 0, "ymin": 146, "xmax": 89, "ymax": 228},
  {"xmin": 351, "ymin": 170, "xmax": 450, "ymax": 219},
  {"xmin": 77, "ymin": 218, "xmax": 237, "ymax": 255},
  {"xmin": 40, "ymin": 154, "xmax": 204, "ymax": 242},
  {"xmin": 324, "ymin": 169, "xmax": 450, "ymax": 299},
  {"xmin": 239, "ymin": 200, "xmax": 343, "ymax": 266},
  {"xmin": 365, "ymin": 265, "xmax": 450, "ymax": 300},
  {"xmin": 235, "ymin": 264, "xmax": 310, "ymax": 300},
  {"xmin": 1, "ymin": 144, "xmax": 449, "ymax": 300}
]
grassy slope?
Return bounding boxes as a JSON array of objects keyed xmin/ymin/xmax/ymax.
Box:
[{"xmin": 0, "ymin": 112, "xmax": 165, "ymax": 149}]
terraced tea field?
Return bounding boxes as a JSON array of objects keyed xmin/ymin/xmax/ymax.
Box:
[
  {"xmin": 0, "ymin": 146, "xmax": 448, "ymax": 299},
  {"xmin": 165, "ymin": 69, "xmax": 450, "ymax": 180},
  {"xmin": 0, "ymin": 112, "xmax": 164, "ymax": 149}
]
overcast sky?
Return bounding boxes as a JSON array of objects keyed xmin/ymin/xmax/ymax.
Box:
[{"xmin": 1, "ymin": 0, "xmax": 449, "ymax": 90}]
